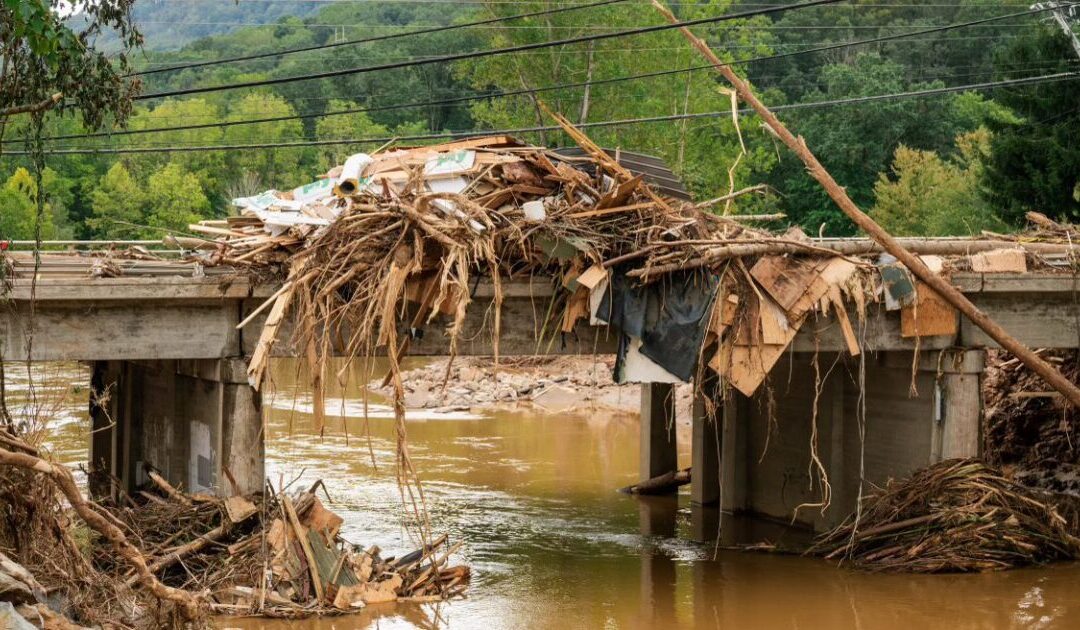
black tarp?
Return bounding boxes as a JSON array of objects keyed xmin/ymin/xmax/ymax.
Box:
[{"xmin": 596, "ymin": 268, "xmax": 719, "ymax": 382}]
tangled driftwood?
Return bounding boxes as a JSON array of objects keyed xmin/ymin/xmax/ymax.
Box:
[{"xmin": 810, "ymin": 459, "xmax": 1080, "ymax": 572}]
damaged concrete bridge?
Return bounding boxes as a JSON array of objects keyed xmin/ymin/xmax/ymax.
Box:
[{"xmin": 4, "ymin": 255, "xmax": 1079, "ymax": 532}]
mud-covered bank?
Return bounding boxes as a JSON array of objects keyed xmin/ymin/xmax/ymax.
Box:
[{"xmin": 370, "ymin": 356, "xmax": 694, "ymax": 421}]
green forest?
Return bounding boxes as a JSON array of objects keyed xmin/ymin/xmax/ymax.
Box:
[{"xmin": 1, "ymin": 0, "xmax": 1078, "ymax": 242}]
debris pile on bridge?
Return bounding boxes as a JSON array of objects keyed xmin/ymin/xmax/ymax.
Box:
[
  {"xmin": 811, "ymin": 458, "xmax": 1080, "ymax": 572},
  {"xmin": 187, "ymin": 125, "xmax": 1080, "ymax": 411},
  {"xmin": 195, "ymin": 125, "xmax": 882, "ymax": 408}
]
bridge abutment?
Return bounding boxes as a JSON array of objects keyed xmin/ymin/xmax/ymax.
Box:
[{"xmin": 88, "ymin": 358, "xmax": 263, "ymax": 498}]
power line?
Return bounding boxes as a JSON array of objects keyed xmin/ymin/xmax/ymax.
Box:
[
  {"xmin": 20, "ymin": 71, "xmax": 1078, "ymax": 155},
  {"xmin": 131, "ymin": 0, "xmax": 629, "ymax": 77},
  {"xmin": 45, "ymin": 3, "xmax": 1066, "ymax": 142},
  {"xmin": 134, "ymin": 0, "xmax": 847, "ymax": 100}
]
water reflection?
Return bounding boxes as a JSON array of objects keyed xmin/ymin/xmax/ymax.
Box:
[{"xmin": 12, "ymin": 359, "xmax": 1080, "ymax": 629}]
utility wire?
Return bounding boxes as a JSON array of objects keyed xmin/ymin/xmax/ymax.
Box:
[
  {"xmin": 130, "ymin": 0, "xmax": 629, "ymax": 77},
  {"xmin": 135, "ymin": 0, "xmax": 846, "ymax": 100},
  {"xmin": 46, "ymin": 3, "xmax": 1068, "ymax": 142},
  {"xmin": 18, "ymin": 71, "xmax": 1078, "ymax": 155}
]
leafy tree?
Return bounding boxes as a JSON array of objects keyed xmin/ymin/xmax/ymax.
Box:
[
  {"xmin": 459, "ymin": 0, "xmax": 778, "ymax": 202},
  {"xmin": 223, "ymin": 93, "xmax": 308, "ymax": 189},
  {"xmin": 767, "ymin": 54, "xmax": 990, "ymax": 235},
  {"xmin": 0, "ymin": 168, "xmax": 53, "ymax": 239},
  {"xmin": 143, "ymin": 163, "xmax": 211, "ymax": 237},
  {"xmin": 126, "ymin": 99, "xmax": 226, "ymax": 196},
  {"xmin": 1, "ymin": 0, "xmax": 140, "ymax": 127},
  {"xmin": 88, "ymin": 163, "xmax": 145, "ymax": 238},
  {"xmin": 314, "ymin": 100, "xmax": 390, "ymax": 171},
  {"xmin": 983, "ymin": 26, "xmax": 1080, "ymax": 225},
  {"xmin": 871, "ymin": 128, "xmax": 1006, "ymax": 236}
]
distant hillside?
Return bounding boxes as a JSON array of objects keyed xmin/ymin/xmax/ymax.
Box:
[{"xmin": 102, "ymin": 0, "xmax": 322, "ymax": 51}]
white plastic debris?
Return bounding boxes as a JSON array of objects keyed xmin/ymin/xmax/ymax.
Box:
[
  {"xmin": 522, "ymin": 200, "xmax": 546, "ymax": 222},
  {"xmin": 336, "ymin": 153, "xmax": 374, "ymax": 196},
  {"xmin": 424, "ymin": 150, "xmax": 476, "ymax": 176},
  {"xmin": 291, "ymin": 178, "xmax": 336, "ymax": 203}
]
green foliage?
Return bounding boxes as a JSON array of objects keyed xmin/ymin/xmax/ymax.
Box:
[
  {"xmin": 459, "ymin": 0, "xmax": 778, "ymax": 202},
  {"xmin": 223, "ymin": 93, "xmax": 309, "ymax": 191},
  {"xmin": 1, "ymin": 0, "xmax": 140, "ymax": 128},
  {"xmin": 106, "ymin": 3, "xmax": 321, "ymax": 52},
  {"xmin": 0, "ymin": 167, "xmax": 54, "ymax": 239},
  {"xmin": 314, "ymin": 100, "xmax": 390, "ymax": 171},
  {"xmin": 87, "ymin": 162, "xmax": 210, "ymax": 238},
  {"xmin": 767, "ymin": 54, "xmax": 989, "ymax": 235},
  {"xmin": 982, "ymin": 26, "xmax": 1080, "ymax": 225},
  {"xmin": 143, "ymin": 163, "xmax": 211, "ymax": 236},
  {"xmin": 89, "ymin": 163, "xmax": 144, "ymax": 238},
  {"xmin": 871, "ymin": 128, "xmax": 1006, "ymax": 236}
]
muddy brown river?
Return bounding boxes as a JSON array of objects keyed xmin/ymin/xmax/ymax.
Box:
[{"xmin": 11, "ymin": 360, "xmax": 1080, "ymax": 629}]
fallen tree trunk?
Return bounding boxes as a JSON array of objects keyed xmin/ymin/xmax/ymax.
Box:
[
  {"xmin": 619, "ymin": 467, "xmax": 691, "ymax": 495},
  {"xmin": 0, "ymin": 439, "xmax": 201, "ymax": 620},
  {"xmin": 813, "ymin": 238, "xmax": 1080, "ymax": 257},
  {"xmin": 654, "ymin": 0, "xmax": 1080, "ymax": 410}
]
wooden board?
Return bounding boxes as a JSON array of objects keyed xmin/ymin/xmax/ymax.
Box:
[
  {"xmin": 749, "ymin": 256, "xmax": 829, "ymax": 313},
  {"xmin": 970, "ymin": 248, "xmax": 1028, "ymax": 273},
  {"xmin": 901, "ymin": 282, "xmax": 959, "ymax": 338}
]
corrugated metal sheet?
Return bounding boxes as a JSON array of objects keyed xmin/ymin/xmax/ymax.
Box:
[{"xmin": 551, "ymin": 147, "xmax": 692, "ymax": 201}]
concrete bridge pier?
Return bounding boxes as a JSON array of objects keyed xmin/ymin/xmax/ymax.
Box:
[
  {"xmin": 639, "ymin": 383, "xmax": 677, "ymax": 483},
  {"xmin": 88, "ymin": 358, "xmax": 264, "ymax": 499},
  {"xmin": 725, "ymin": 348, "xmax": 986, "ymax": 532}
]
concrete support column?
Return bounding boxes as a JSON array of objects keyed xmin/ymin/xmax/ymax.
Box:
[
  {"xmin": 719, "ymin": 391, "xmax": 749, "ymax": 514},
  {"xmin": 930, "ymin": 349, "xmax": 985, "ymax": 461},
  {"xmin": 639, "ymin": 382, "xmax": 677, "ymax": 483},
  {"xmin": 691, "ymin": 375, "xmax": 720, "ymax": 506},
  {"xmin": 87, "ymin": 358, "xmax": 263, "ymax": 498}
]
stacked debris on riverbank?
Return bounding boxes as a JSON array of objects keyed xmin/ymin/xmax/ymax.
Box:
[
  {"xmin": 811, "ymin": 458, "xmax": 1080, "ymax": 572},
  {"xmin": 984, "ymin": 349, "xmax": 1080, "ymax": 494},
  {"xmin": 0, "ymin": 427, "xmax": 467, "ymax": 628}
]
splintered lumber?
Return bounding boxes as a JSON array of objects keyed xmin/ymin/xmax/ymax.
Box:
[
  {"xmin": 282, "ymin": 494, "xmax": 325, "ymax": 603},
  {"xmin": 145, "ymin": 468, "xmax": 193, "ymax": 507},
  {"xmin": 813, "ymin": 238, "xmax": 1078, "ymax": 257},
  {"xmin": 654, "ymin": 0, "xmax": 1080, "ymax": 410}
]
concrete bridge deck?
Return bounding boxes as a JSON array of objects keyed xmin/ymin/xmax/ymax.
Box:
[
  {"xmin": 4, "ymin": 263, "xmax": 1080, "ymax": 361},
  {"xmin": 4, "ymin": 255, "xmax": 1080, "ymax": 534}
]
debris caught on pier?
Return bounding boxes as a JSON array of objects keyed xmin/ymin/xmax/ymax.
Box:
[
  {"xmin": 810, "ymin": 458, "xmax": 1080, "ymax": 572},
  {"xmin": 983, "ymin": 349, "xmax": 1080, "ymax": 494},
  {"xmin": 105, "ymin": 475, "xmax": 470, "ymax": 618},
  {"xmin": 0, "ymin": 426, "xmax": 467, "ymax": 628}
]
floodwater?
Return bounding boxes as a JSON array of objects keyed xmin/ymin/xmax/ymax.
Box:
[{"xmin": 10, "ymin": 360, "xmax": 1080, "ymax": 629}]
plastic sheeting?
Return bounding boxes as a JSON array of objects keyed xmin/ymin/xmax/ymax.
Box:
[{"xmin": 595, "ymin": 269, "xmax": 719, "ymax": 383}]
